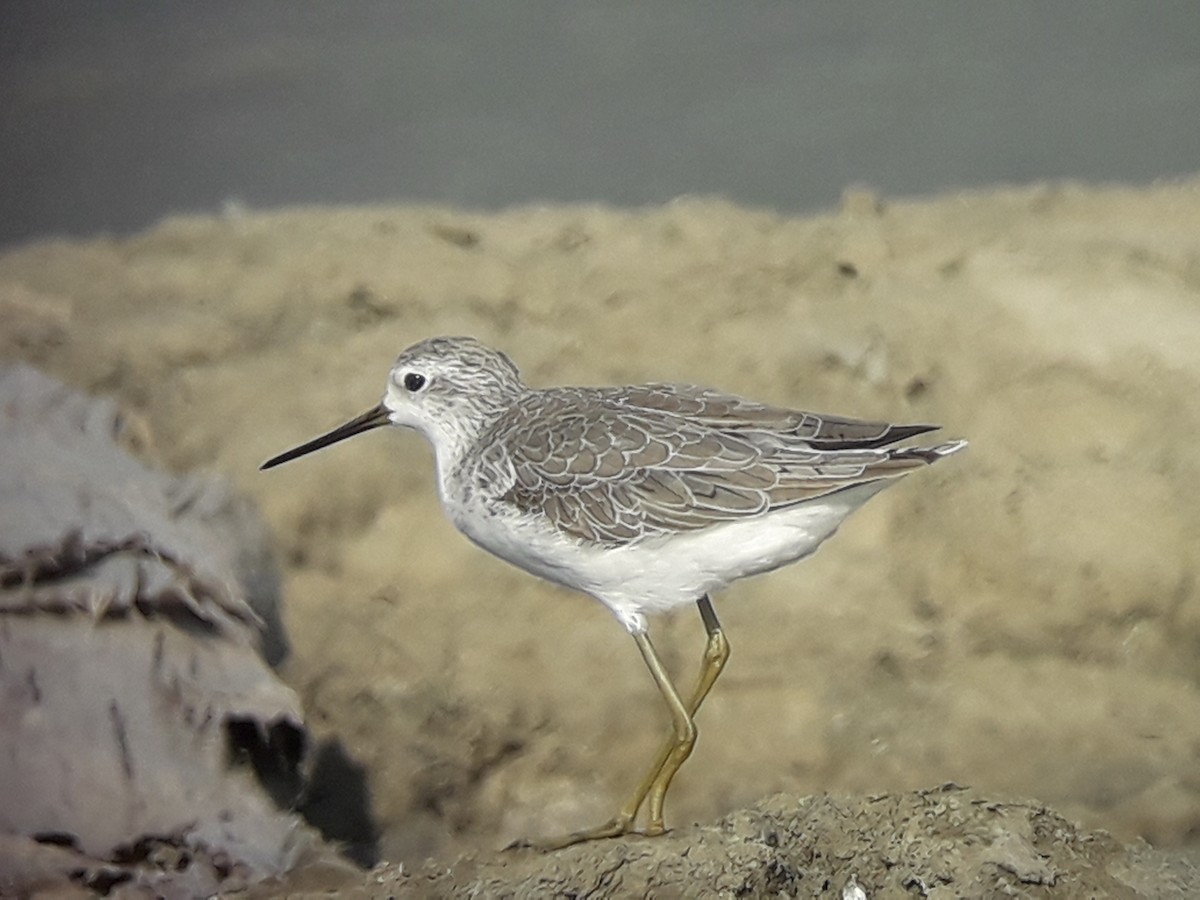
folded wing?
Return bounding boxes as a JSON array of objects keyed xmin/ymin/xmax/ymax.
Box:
[{"xmin": 491, "ymin": 384, "xmax": 948, "ymax": 547}]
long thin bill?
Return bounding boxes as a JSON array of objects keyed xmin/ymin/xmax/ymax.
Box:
[{"xmin": 260, "ymin": 403, "xmax": 390, "ymax": 470}]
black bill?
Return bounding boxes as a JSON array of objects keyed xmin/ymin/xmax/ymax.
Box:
[{"xmin": 260, "ymin": 403, "xmax": 391, "ymax": 470}]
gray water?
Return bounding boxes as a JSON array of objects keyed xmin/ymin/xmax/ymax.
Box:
[{"xmin": 1, "ymin": 2, "xmax": 1198, "ymax": 248}]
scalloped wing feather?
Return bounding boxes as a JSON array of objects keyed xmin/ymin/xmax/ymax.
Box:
[{"xmin": 490, "ymin": 385, "xmax": 947, "ymax": 547}]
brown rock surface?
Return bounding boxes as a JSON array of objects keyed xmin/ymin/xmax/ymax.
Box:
[{"xmin": 373, "ymin": 787, "xmax": 1193, "ymax": 899}]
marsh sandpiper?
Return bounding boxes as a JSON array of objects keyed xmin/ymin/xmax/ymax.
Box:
[{"xmin": 262, "ymin": 335, "xmax": 965, "ymax": 848}]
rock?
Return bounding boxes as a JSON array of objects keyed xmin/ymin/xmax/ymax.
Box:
[{"xmin": 0, "ymin": 365, "xmax": 317, "ymax": 896}]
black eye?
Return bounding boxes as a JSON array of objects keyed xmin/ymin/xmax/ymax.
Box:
[{"xmin": 403, "ymin": 372, "xmax": 427, "ymax": 392}]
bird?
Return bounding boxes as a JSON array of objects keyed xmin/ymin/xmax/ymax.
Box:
[{"xmin": 261, "ymin": 335, "xmax": 965, "ymax": 848}]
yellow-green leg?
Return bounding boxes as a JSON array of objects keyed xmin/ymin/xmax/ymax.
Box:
[
  {"xmin": 540, "ymin": 595, "xmax": 730, "ymax": 849},
  {"xmin": 643, "ymin": 594, "xmax": 729, "ymax": 834}
]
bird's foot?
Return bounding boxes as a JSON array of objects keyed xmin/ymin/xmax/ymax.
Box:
[{"xmin": 507, "ymin": 813, "xmax": 665, "ymax": 852}]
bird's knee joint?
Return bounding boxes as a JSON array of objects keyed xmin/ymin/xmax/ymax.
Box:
[
  {"xmin": 706, "ymin": 632, "xmax": 730, "ymax": 666},
  {"xmin": 673, "ymin": 718, "xmax": 697, "ymax": 747}
]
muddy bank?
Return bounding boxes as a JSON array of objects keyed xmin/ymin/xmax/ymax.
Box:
[{"xmin": 1, "ymin": 179, "xmax": 1198, "ymax": 893}]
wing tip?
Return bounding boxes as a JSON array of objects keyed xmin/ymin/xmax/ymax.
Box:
[{"xmin": 812, "ymin": 421, "xmax": 941, "ymax": 450}]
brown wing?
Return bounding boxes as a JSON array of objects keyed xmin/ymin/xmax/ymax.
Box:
[{"xmin": 491, "ymin": 385, "xmax": 943, "ymax": 547}]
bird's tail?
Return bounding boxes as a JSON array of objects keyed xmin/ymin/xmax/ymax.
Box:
[{"xmin": 891, "ymin": 439, "xmax": 968, "ymax": 464}]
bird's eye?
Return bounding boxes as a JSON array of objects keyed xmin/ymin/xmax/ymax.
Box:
[{"xmin": 403, "ymin": 372, "xmax": 427, "ymax": 392}]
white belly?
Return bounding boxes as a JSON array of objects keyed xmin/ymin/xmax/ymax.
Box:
[{"xmin": 448, "ymin": 479, "xmax": 892, "ymax": 634}]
